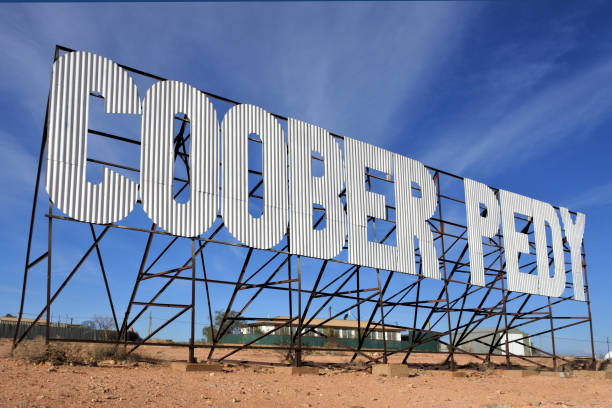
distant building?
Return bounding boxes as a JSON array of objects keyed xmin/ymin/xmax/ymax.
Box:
[
  {"xmin": 0, "ymin": 316, "xmax": 138, "ymax": 341},
  {"xmin": 0, "ymin": 316, "xmax": 83, "ymax": 329},
  {"xmin": 240, "ymin": 316, "xmax": 403, "ymax": 341},
  {"xmin": 455, "ymin": 327, "xmax": 535, "ymax": 356}
]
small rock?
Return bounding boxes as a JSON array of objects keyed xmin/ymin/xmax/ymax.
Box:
[{"xmin": 232, "ymin": 398, "xmax": 240, "ymax": 403}]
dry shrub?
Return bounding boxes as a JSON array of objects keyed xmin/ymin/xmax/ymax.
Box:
[
  {"xmin": 88, "ymin": 344, "xmax": 160, "ymax": 364},
  {"xmin": 12, "ymin": 337, "xmax": 85, "ymax": 365},
  {"xmin": 88, "ymin": 344, "xmax": 142, "ymax": 362},
  {"xmin": 12, "ymin": 338, "xmax": 157, "ymax": 366},
  {"xmin": 154, "ymin": 339, "xmax": 175, "ymax": 344}
]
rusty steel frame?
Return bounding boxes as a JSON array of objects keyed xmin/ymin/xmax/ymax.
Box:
[{"xmin": 12, "ymin": 45, "xmax": 597, "ymax": 371}]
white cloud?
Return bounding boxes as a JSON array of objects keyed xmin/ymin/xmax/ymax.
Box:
[
  {"xmin": 272, "ymin": 3, "xmax": 480, "ymax": 147},
  {"xmin": 0, "ymin": 130, "xmax": 38, "ymax": 209},
  {"xmin": 420, "ymin": 55, "xmax": 612, "ymax": 177},
  {"xmin": 562, "ymin": 182, "xmax": 612, "ymax": 211}
]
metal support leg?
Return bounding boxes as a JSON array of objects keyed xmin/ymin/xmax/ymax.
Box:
[
  {"xmin": 190, "ymin": 239, "xmax": 196, "ymax": 363},
  {"xmin": 376, "ymin": 270, "xmax": 388, "ymax": 364},
  {"xmin": 46, "ymin": 200, "xmax": 52, "ymax": 345},
  {"xmin": 582, "ymin": 241, "xmax": 596, "ymax": 369},
  {"xmin": 547, "ymin": 296, "xmax": 557, "ymax": 371},
  {"xmin": 436, "ymin": 174, "xmax": 455, "ymax": 370},
  {"xmin": 296, "ymin": 255, "xmax": 302, "ymax": 367}
]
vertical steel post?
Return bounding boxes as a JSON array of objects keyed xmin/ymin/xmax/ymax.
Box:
[
  {"xmin": 199, "ymin": 251, "xmax": 216, "ymax": 357},
  {"xmin": 357, "ymin": 268, "xmax": 361, "ymax": 353},
  {"xmin": 287, "ymin": 236, "xmax": 294, "ymax": 360},
  {"xmin": 547, "ymin": 296, "xmax": 557, "ymax": 371},
  {"xmin": 500, "ymin": 270, "xmax": 511, "ymax": 368},
  {"xmin": 436, "ymin": 174, "xmax": 455, "ymax": 370},
  {"xmin": 581, "ymin": 240, "xmax": 596, "ymax": 368},
  {"xmin": 494, "ymin": 201, "xmax": 511, "ymax": 368},
  {"xmin": 46, "ymin": 200, "xmax": 52, "ymax": 345},
  {"xmin": 376, "ymin": 270, "xmax": 388, "ymax": 364},
  {"xmin": 15, "ymin": 46, "xmax": 60, "ymax": 348},
  {"xmin": 296, "ymin": 255, "xmax": 302, "ymax": 367},
  {"xmin": 190, "ymin": 238, "xmax": 196, "ymax": 363}
]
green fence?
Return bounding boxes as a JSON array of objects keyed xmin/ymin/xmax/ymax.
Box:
[{"xmin": 218, "ymin": 333, "xmax": 439, "ymax": 352}]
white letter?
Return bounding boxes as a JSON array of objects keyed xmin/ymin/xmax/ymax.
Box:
[
  {"xmin": 345, "ymin": 138, "xmax": 395, "ymax": 271},
  {"xmin": 140, "ymin": 81, "xmax": 219, "ymax": 237},
  {"xmin": 533, "ymin": 200, "xmax": 565, "ymax": 297},
  {"xmin": 221, "ymin": 104, "xmax": 288, "ymax": 249},
  {"xmin": 464, "ymin": 179, "xmax": 500, "ymax": 286},
  {"xmin": 289, "ymin": 119, "xmax": 345, "ymax": 259},
  {"xmin": 500, "ymin": 190, "xmax": 538, "ymax": 294},
  {"xmin": 560, "ymin": 208, "xmax": 586, "ymax": 301},
  {"xmin": 395, "ymin": 155, "xmax": 440, "ymax": 279},
  {"xmin": 46, "ymin": 51, "xmax": 140, "ymax": 224}
]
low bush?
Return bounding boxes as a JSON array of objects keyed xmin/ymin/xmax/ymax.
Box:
[
  {"xmin": 88, "ymin": 344, "xmax": 142, "ymax": 362},
  {"xmin": 11, "ymin": 337, "xmax": 85, "ymax": 365},
  {"xmin": 11, "ymin": 339, "xmax": 155, "ymax": 365}
]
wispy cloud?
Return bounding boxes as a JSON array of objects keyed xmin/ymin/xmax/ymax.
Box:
[
  {"xmin": 562, "ymin": 182, "xmax": 612, "ymax": 211},
  {"xmin": 0, "ymin": 130, "xmax": 38, "ymax": 209},
  {"xmin": 420, "ymin": 44, "xmax": 612, "ymax": 178},
  {"xmin": 272, "ymin": 3, "xmax": 480, "ymax": 147}
]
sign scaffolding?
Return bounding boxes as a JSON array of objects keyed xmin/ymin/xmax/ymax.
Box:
[{"xmin": 13, "ymin": 45, "xmax": 596, "ymax": 371}]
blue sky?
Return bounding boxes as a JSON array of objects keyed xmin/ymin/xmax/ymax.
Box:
[{"xmin": 1, "ymin": 2, "xmax": 611, "ymax": 356}]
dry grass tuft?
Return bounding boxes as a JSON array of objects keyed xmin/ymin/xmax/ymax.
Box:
[
  {"xmin": 11, "ymin": 337, "xmax": 85, "ymax": 365},
  {"xmin": 11, "ymin": 338, "xmax": 157, "ymax": 366}
]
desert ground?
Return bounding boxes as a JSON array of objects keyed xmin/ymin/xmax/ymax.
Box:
[{"xmin": 1, "ymin": 340, "xmax": 610, "ymax": 408}]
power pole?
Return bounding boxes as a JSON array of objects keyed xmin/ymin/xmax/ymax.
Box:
[
  {"xmin": 607, "ymin": 337, "xmax": 609, "ymax": 356},
  {"xmin": 148, "ymin": 311, "xmax": 152, "ymax": 337}
]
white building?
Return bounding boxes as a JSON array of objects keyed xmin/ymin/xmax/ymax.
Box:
[
  {"xmin": 456, "ymin": 327, "xmax": 535, "ymax": 356},
  {"xmin": 240, "ymin": 316, "xmax": 403, "ymax": 342}
]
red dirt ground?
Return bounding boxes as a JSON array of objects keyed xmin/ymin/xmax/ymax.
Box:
[{"xmin": 1, "ymin": 340, "xmax": 610, "ymax": 408}]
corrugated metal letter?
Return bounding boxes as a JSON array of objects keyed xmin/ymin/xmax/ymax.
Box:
[
  {"xmin": 395, "ymin": 154, "xmax": 440, "ymax": 279},
  {"xmin": 221, "ymin": 104, "xmax": 288, "ymax": 249},
  {"xmin": 45, "ymin": 51, "xmax": 140, "ymax": 224},
  {"xmin": 560, "ymin": 208, "xmax": 586, "ymax": 301},
  {"xmin": 463, "ymin": 178, "xmax": 500, "ymax": 286},
  {"xmin": 499, "ymin": 190, "xmax": 538, "ymax": 295},
  {"xmin": 345, "ymin": 138, "xmax": 395, "ymax": 271},
  {"xmin": 140, "ymin": 80, "xmax": 219, "ymax": 237},
  {"xmin": 533, "ymin": 200, "xmax": 565, "ymax": 297},
  {"xmin": 288, "ymin": 118, "xmax": 345, "ymax": 259}
]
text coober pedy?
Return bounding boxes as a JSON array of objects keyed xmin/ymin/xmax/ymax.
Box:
[{"xmin": 45, "ymin": 51, "xmax": 586, "ymax": 301}]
